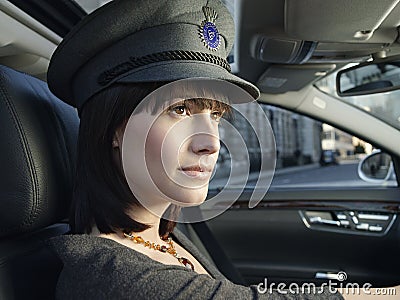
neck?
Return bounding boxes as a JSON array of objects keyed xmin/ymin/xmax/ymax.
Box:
[
  {"xmin": 129, "ymin": 201, "xmax": 171, "ymax": 240},
  {"xmin": 93, "ymin": 194, "xmax": 176, "ymax": 244}
]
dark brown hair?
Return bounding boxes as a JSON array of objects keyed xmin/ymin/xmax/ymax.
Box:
[{"xmin": 71, "ymin": 82, "xmax": 169, "ymax": 235}]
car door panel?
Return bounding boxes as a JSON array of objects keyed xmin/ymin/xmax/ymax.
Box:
[{"xmin": 205, "ymin": 188, "xmax": 400, "ymax": 287}]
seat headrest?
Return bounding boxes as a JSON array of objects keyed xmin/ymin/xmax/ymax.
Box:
[{"xmin": 0, "ymin": 65, "xmax": 79, "ymax": 238}]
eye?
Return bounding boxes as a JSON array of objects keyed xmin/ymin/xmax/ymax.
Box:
[
  {"xmin": 169, "ymin": 105, "xmax": 189, "ymax": 117},
  {"xmin": 211, "ymin": 111, "xmax": 223, "ymax": 122}
]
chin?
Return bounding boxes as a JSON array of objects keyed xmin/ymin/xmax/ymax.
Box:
[{"xmin": 164, "ymin": 186, "xmax": 209, "ymax": 207}]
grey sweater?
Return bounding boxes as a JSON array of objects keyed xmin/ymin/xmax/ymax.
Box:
[{"xmin": 48, "ymin": 229, "xmax": 343, "ymax": 299}]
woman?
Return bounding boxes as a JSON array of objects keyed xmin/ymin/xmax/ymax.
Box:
[{"xmin": 47, "ymin": 0, "xmax": 343, "ymax": 298}]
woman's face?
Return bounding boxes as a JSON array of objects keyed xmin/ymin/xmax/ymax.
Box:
[{"xmin": 120, "ymin": 98, "xmax": 226, "ymax": 210}]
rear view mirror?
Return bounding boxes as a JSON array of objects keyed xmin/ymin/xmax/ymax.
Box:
[
  {"xmin": 336, "ymin": 56, "xmax": 400, "ymax": 96},
  {"xmin": 358, "ymin": 151, "xmax": 395, "ymax": 183}
]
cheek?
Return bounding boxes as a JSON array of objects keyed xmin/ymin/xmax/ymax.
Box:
[
  {"xmin": 145, "ymin": 122, "xmax": 178, "ymax": 165},
  {"xmin": 145, "ymin": 120, "xmax": 190, "ymax": 170},
  {"xmin": 145, "ymin": 125, "xmax": 165, "ymax": 158},
  {"xmin": 121, "ymin": 115, "xmax": 152, "ymax": 199}
]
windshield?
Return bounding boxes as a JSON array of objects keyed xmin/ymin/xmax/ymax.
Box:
[{"xmin": 315, "ymin": 68, "xmax": 400, "ymax": 131}]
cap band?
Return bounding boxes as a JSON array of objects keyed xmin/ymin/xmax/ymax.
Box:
[{"xmin": 97, "ymin": 50, "xmax": 232, "ymax": 86}]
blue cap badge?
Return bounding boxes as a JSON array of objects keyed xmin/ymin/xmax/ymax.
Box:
[{"xmin": 199, "ymin": 6, "xmax": 221, "ymax": 51}]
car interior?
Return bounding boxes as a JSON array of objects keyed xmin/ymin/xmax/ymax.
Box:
[
  {"xmin": 1, "ymin": 0, "xmax": 400, "ymax": 299},
  {"xmin": 0, "ymin": 65, "xmax": 79, "ymax": 298}
]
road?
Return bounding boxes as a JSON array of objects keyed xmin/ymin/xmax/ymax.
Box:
[
  {"xmin": 253, "ymin": 161, "xmax": 395, "ymax": 188},
  {"xmin": 210, "ymin": 161, "xmax": 396, "ymax": 189},
  {"xmin": 269, "ymin": 162, "xmax": 363, "ymax": 188}
]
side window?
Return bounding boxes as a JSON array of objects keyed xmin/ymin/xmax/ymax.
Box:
[{"xmin": 209, "ymin": 104, "xmax": 398, "ymax": 189}]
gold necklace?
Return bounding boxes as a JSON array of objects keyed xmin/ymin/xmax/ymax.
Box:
[{"xmin": 123, "ymin": 232, "xmax": 195, "ymax": 271}]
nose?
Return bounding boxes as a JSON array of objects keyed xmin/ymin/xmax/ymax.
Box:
[
  {"xmin": 189, "ymin": 114, "xmax": 220, "ymax": 155},
  {"xmin": 190, "ymin": 132, "xmax": 220, "ymax": 155}
]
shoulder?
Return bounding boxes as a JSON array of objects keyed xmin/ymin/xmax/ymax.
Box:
[
  {"xmin": 47, "ymin": 233, "xmax": 158, "ymax": 271},
  {"xmin": 46, "ymin": 234, "xmax": 252, "ymax": 299},
  {"xmin": 47, "ymin": 234, "xmax": 191, "ymax": 298},
  {"xmin": 47, "ymin": 229, "xmax": 199, "ymax": 266}
]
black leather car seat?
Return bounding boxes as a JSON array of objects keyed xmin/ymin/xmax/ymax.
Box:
[{"xmin": 0, "ymin": 65, "xmax": 79, "ymax": 299}]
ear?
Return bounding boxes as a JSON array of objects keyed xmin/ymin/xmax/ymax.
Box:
[
  {"xmin": 112, "ymin": 131, "xmax": 122, "ymax": 148},
  {"xmin": 112, "ymin": 123, "xmax": 126, "ymax": 148}
]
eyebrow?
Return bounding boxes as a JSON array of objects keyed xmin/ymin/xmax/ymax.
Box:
[
  {"xmin": 182, "ymin": 98, "xmax": 230, "ymax": 112},
  {"xmin": 148, "ymin": 97, "xmax": 229, "ymax": 114}
]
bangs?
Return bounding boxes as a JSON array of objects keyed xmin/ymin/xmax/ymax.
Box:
[
  {"xmin": 183, "ymin": 98, "xmax": 232, "ymax": 119},
  {"xmin": 183, "ymin": 98, "xmax": 230, "ymax": 112},
  {"xmin": 139, "ymin": 97, "xmax": 232, "ymax": 117},
  {"xmin": 133, "ymin": 80, "xmax": 234, "ymax": 115}
]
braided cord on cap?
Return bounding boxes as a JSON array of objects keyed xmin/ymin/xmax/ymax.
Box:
[{"xmin": 97, "ymin": 50, "xmax": 232, "ymax": 86}]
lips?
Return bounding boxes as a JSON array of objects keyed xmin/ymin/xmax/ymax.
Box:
[
  {"xmin": 180, "ymin": 165, "xmax": 212, "ymax": 172},
  {"xmin": 179, "ymin": 165, "xmax": 213, "ymax": 179}
]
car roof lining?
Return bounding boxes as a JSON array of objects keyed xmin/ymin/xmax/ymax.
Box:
[
  {"xmin": 235, "ymin": 0, "xmax": 400, "ymax": 93},
  {"xmin": 0, "ymin": 2, "xmax": 60, "ymax": 80},
  {"xmin": 8, "ymin": 0, "xmax": 86, "ymax": 38},
  {"xmin": 3, "ymin": 0, "xmax": 400, "ymax": 94},
  {"xmin": 285, "ymin": 0, "xmax": 400, "ymax": 43}
]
